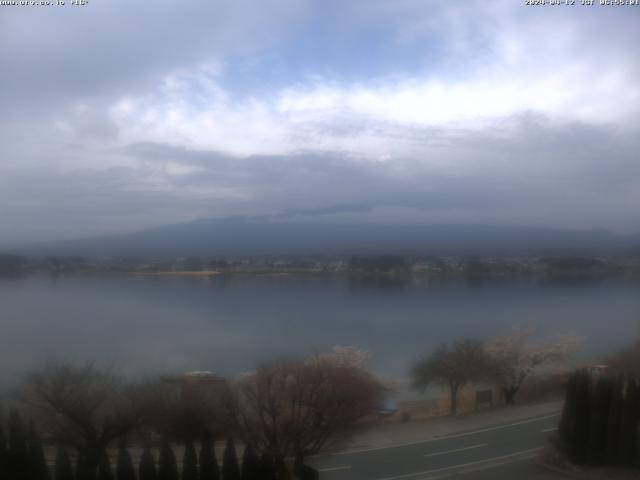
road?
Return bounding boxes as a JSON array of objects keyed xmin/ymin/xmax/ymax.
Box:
[{"xmin": 309, "ymin": 412, "xmax": 563, "ymax": 480}]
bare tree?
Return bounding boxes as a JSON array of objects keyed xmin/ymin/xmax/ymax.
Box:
[
  {"xmin": 485, "ymin": 327, "xmax": 580, "ymax": 405},
  {"xmin": 17, "ymin": 362, "xmax": 151, "ymax": 475},
  {"xmin": 411, "ymin": 339, "xmax": 492, "ymax": 415},
  {"xmin": 605, "ymin": 339, "xmax": 640, "ymax": 377},
  {"xmin": 142, "ymin": 372, "xmax": 232, "ymax": 442},
  {"xmin": 233, "ymin": 347, "xmax": 384, "ymax": 472}
]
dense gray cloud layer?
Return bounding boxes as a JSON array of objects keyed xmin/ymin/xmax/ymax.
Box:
[{"xmin": 1, "ymin": 0, "xmax": 639, "ymax": 245}]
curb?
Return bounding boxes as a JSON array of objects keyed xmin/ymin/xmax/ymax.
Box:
[
  {"xmin": 535, "ymin": 454, "xmax": 579, "ymax": 478},
  {"xmin": 534, "ymin": 450, "xmax": 640, "ymax": 480}
]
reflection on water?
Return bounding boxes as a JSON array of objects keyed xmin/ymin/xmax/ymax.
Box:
[
  {"xmin": 0, "ymin": 274, "xmax": 639, "ymax": 383},
  {"xmin": 347, "ymin": 275, "xmax": 412, "ymax": 292}
]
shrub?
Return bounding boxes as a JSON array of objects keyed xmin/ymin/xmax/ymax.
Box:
[
  {"xmin": 222, "ymin": 439, "xmax": 240, "ymax": 480},
  {"xmin": 116, "ymin": 442, "xmax": 136, "ymax": 480},
  {"xmin": 139, "ymin": 445, "xmax": 157, "ymax": 480},
  {"xmin": 182, "ymin": 440, "xmax": 199, "ymax": 480},
  {"xmin": 7, "ymin": 410, "xmax": 30, "ymax": 480},
  {"xmin": 97, "ymin": 450, "xmax": 114, "ymax": 480},
  {"xmin": 157, "ymin": 440, "xmax": 179, "ymax": 480},
  {"xmin": 199, "ymin": 432, "xmax": 219, "ymax": 480},
  {"xmin": 54, "ymin": 446, "xmax": 74, "ymax": 480},
  {"xmin": 27, "ymin": 422, "xmax": 50, "ymax": 480},
  {"xmin": 240, "ymin": 444, "xmax": 260, "ymax": 480},
  {"xmin": 559, "ymin": 370, "xmax": 640, "ymax": 467}
]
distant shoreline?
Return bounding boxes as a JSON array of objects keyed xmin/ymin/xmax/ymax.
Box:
[
  {"xmin": 2, "ymin": 252, "xmax": 640, "ymax": 279},
  {"xmin": 129, "ymin": 270, "xmax": 223, "ymax": 277},
  {"xmin": 128, "ymin": 270, "xmax": 307, "ymax": 278}
]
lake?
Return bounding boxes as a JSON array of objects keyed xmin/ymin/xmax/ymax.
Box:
[{"xmin": 1, "ymin": 274, "xmax": 639, "ymax": 386}]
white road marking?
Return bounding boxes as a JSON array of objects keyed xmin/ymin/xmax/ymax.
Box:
[
  {"xmin": 424, "ymin": 443, "xmax": 488, "ymax": 457},
  {"xmin": 317, "ymin": 412, "xmax": 560, "ymax": 456},
  {"xmin": 318, "ymin": 465, "xmax": 352, "ymax": 472},
  {"xmin": 456, "ymin": 450, "xmax": 540, "ymax": 476},
  {"xmin": 375, "ymin": 447, "xmax": 543, "ymax": 480},
  {"xmin": 541, "ymin": 427, "xmax": 557, "ymax": 433}
]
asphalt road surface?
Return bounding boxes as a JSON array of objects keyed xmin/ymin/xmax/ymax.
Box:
[{"xmin": 309, "ymin": 412, "xmax": 562, "ymax": 480}]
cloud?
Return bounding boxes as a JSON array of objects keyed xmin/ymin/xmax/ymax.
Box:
[
  {"xmin": 0, "ymin": 1, "xmax": 309, "ymax": 111},
  {"xmin": 118, "ymin": 118, "xmax": 639, "ymax": 231},
  {"xmin": 0, "ymin": 1, "xmax": 639, "ymax": 244}
]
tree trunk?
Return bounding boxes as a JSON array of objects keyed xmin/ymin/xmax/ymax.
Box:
[
  {"xmin": 450, "ymin": 383, "xmax": 459, "ymax": 416},
  {"xmin": 503, "ymin": 387, "xmax": 517, "ymax": 405}
]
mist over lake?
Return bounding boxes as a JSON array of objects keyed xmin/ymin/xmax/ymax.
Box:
[{"xmin": 2, "ymin": 274, "xmax": 638, "ymax": 384}]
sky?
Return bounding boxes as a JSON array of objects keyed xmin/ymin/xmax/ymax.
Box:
[{"xmin": 1, "ymin": 0, "xmax": 639, "ymax": 245}]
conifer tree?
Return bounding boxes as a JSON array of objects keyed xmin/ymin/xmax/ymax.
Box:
[
  {"xmin": 97, "ymin": 450, "xmax": 114, "ymax": 480},
  {"xmin": 572, "ymin": 369, "xmax": 591, "ymax": 464},
  {"xmin": 139, "ymin": 445, "xmax": 157, "ymax": 480},
  {"xmin": 75, "ymin": 453, "xmax": 85, "ymax": 480},
  {"xmin": 116, "ymin": 442, "xmax": 136, "ymax": 480},
  {"xmin": 28, "ymin": 422, "xmax": 51, "ymax": 480},
  {"xmin": 586, "ymin": 377, "xmax": 612, "ymax": 465},
  {"xmin": 560, "ymin": 370, "xmax": 640, "ymax": 468},
  {"xmin": 629, "ymin": 378, "xmax": 640, "ymax": 466},
  {"xmin": 76, "ymin": 451, "xmax": 96, "ymax": 480},
  {"xmin": 157, "ymin": 440, "xmax": 179, "ymax": 480},
  {"xmin": 8, "ymin": 409, "xmax": 30, "ymax": 480},
  {"xmin": 221, "ymin": 439, "xmax": 240, "ymax": 480},
  {"xmin": 257, "ymin": 453, "xmax": 276, "ymax": 480},
  {"xmin": 558, "ymin": 372, "xmax": 576, "ymax": 448},
  {"xmin": 294, "ymin": 453, "xmax": 319, "ymax": 480},
  {"xmin": 0, "ymin": 419, "xmax": 8, "ymax": 480},
  {"xmin": 617, "ymin": 378, "xmax": 640, "ymax": 467},
  {"xmin": 199, "ymin": 432, "xmax": 219, "ymax": 480},
  {"xmin": 559, "ymin": 369, "xmax": 591, "ymax": 464},
  {"xmin": 182, "ymin": 440, "xmax": 199, "ymax": 480},
  {"xmin": 53, "ymin": 446, "xmax": 74, "ymax": 480},
  {"xmin": 240, "ymin": 444, "xmax": 260, "ymax": 480},
  {"xmin": 605, "ymin": 376, "xmax": 623, "ymax": 465}
]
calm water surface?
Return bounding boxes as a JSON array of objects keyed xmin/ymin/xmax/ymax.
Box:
[{"xmin": 1, "ymin": 274, "xmax": 639, "ymax": 383}]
